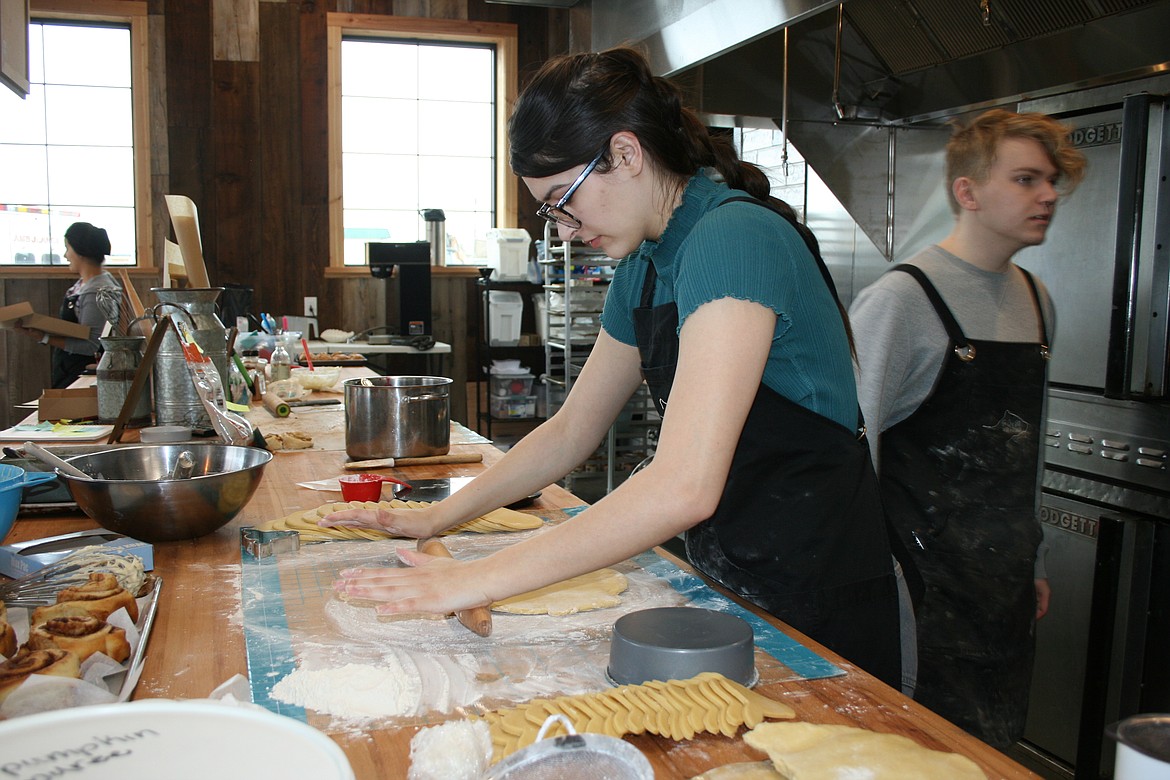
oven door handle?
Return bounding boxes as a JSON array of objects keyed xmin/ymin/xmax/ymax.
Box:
[{"xmin": 1105, "ymin": 91, "xmax": 1168, "ymax": 399}]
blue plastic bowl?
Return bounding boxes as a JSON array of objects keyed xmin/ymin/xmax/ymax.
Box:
[
  {"xmin": 0, "ymin": 480, "xmax": 22, "ymax": 542},
  {"xmin": 0, "ymin": 466, "xmax": 59, "ymax": 542},
  {"xmin": 0, "ymin": 463, "xmax": 26, "ymax": 487}
]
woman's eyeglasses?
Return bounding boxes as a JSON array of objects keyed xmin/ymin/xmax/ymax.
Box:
[{"xmin": 536, "ymin": 149, "xmax": 605, "ymax": 230}]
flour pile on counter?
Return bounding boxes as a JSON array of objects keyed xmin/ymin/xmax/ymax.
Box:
[
  {"xmin": 271, "ymin": 658, "xmax": 420, "ymax": 719},
  {"xmin": 270, "ymin": 648, "xmax": 481, "ymax": 720},
  {"xmin": 407, "ymin": 719, "xmax": 492, "ymax": 780}
]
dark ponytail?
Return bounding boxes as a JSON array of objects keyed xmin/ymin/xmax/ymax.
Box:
[{"xmin": 510, "ymin": 46, "xmax": 771, "ymax": 202}]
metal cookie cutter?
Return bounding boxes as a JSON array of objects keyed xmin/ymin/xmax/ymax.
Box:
[{"xmin": 240, "ymin": 526, "xmax": 300, "ymax": 559}]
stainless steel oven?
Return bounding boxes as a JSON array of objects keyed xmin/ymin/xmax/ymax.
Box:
[{"xmin": 1012, "ymin": 88, "xmax": 1170, "ymax": 779}]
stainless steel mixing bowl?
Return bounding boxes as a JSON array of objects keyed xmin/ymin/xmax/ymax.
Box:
[{"xmin": 59, "ymin": 444, "xmax": 273, "ymax": 542}]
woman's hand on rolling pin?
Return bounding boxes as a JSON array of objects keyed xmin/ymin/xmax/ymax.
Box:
[
  {"xmin": 319, "ymin": 504, "xmax": 440, "ymax": 539},
  {"xmin": 333, "ymin": 547, "xmax": 491, "ymax": 616}
]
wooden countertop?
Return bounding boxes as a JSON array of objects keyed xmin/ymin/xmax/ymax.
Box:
[{"xmin": 1, "ymin": 421, "xmax": 1038, "ymax": 778}]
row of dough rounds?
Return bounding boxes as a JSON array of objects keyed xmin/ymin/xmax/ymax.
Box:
[
  {"xmin": 479, "ymin": 672, "xmax": 795, "ymax": 761},
  {"xmin": 412, "ymin": 674, "xmax": 987, "ymax": 780},
  {"xmin": 258, "ymin": 499, "xmax": 543, "ymax": 542}
]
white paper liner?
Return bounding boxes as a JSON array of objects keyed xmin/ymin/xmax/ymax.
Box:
[{"xmin": 0, "ymin": 578, "xmax": 160, "ymax": 718}]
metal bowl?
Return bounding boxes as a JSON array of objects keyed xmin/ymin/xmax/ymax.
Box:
[
  {"xmin": 59, "ymin": 444, "xmax": 273, "ymax": 542},
  {"xmin": 607, "ymin": 607, "xmax": 757, "ymax": 687}
]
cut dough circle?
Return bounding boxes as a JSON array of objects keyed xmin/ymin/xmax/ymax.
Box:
[{"xmin": 490, "ymin": 568, "xmax": 629, "ymax": 616}]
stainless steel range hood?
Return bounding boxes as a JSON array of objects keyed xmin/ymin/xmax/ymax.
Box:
[{"xmin": 592, "ymin": 0, "xmax": 1170, "ymax": 259}]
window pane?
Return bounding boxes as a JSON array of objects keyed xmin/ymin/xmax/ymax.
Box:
[
  {"xmin": 0, "ymin": 145, "xmax": 49, "ymax": 203},
  {"xmin": 343, "ymin": 208, "xmax": 423, "ymax": 265},
  {"xmin": 27, "ymin": 22, "xmax": 44, "ymax": 83},
  {"xmin": 48, "ymin": 146, "xmax": 134, "ymax": 206},
  {"xmin": 343, "ymin": 153, "xmax": 419, "ymax": 210},
  {"xmin": 419, "ymin": 156, "xmax": 491, "ymax": 211},
  {"xmin": 52, "ymin": 205, "xmax": 137, "ymax": 264},
  {"xmin": 44, "ymin": 85, "xmax": 134, "ymax": 146},
  {"xmin": 418, "ymin": 101, "xmax": 491, "ymax": 157},
  {"xmin": 342, "ymin": 96, "xmax": 418, "ymax": 153},
  {"xmin": 444, "ymin": 210, "xmax": 493, "ymax": 262},
  {"xmin": 0, "ymin": 86, "xmax": 48, "ymax": 144},
  {"xmin": 343, "ymin": 41, "xmax": 417, "ymax": 98},
  {"xmin": 341, "ymin": 37, "xmax": 496, "ymax": 266},
  {"xmin": 42, "ymin": 25, "xmax": 131, "ymax": 87},
  {"xmin": 1, "ymin": 207, "xmax": 53, "ymax": 265},
  {"xmin": 1, "ymin": 20, "xmax": 139, "ymax": 267},
  {"xmin": 418, "ymin": 46, "xmax": 492, "ymax": 103}
]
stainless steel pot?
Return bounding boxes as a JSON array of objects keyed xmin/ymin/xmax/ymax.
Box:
[{"xmin": 344, "ymin": 376, "xmax": 452, "ymax": 460}]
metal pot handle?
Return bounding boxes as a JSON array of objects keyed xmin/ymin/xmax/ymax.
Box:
[{"xmin": 399, "ymin": 392, "xmax": 447, "ymax": 404}]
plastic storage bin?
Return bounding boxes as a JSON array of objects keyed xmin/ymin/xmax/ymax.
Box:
[
  {"xmin": 487, "ymin": 290, "xmax": 524, "ymax": 346},
  {"xmin": 490, "ymin": 373, "xmax": 535, "ymax": 397},
  {"xmin": 486, "ymin": 228, "xmax": 532, "ymax": 280},
  {"xmin": 490, "ymin": 395, "xmax": 537, "ymax": 418}
]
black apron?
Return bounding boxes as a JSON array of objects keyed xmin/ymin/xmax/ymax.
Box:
[
  {"xmin": 51, "ymin": 292, "xmax": 91, "ymax": 389},
  {"xmin": 879, "ymin": 264, "xmax": 1047, "ymax": 748},
  {"xmin": 632, "ymin": 203, "xmax": 901, "ymax": 688}
]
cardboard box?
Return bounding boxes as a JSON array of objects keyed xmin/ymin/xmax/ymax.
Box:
[
  {"xmin": 0, "ymin": 300, "xmax": 91, "ymax": 340},
  {"xmin": 38, "ymin": 386, "xmax": 99, "ymax": 421},
  {"xmin": 0, "ymin": 529, "xmax": 154, "ymax": 580}
]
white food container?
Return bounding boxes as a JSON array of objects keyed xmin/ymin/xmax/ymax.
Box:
[{"xmin": 1109, "ymin": 714, "xmax": 1170, "ymax": 780}]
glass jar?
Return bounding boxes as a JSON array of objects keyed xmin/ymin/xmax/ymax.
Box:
[{"xmin": 270, "ymin": 337, "xmax": 292, "ymax": 381}]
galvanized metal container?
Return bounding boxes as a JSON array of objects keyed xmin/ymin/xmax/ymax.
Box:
[
  {"xmin": 97, "ymin": 335, "xmax": 151, "ymax": 426},
  {"xmin": 151, "ymin": 288, "xmax": 228, "ymax": 433},
  {"xmin": 344, "ymin": 376, "xmax": 452, "ymax": 460}
]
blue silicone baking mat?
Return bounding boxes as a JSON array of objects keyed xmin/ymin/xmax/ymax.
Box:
[{"xmin": 241, "ymin": 506, "xmax": 842, "ymax": 730}]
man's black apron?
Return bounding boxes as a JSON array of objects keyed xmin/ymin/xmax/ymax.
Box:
[
  {"xmin": 51, "ymin": 292, "xmax": 90, "ymax": 389},
  {"xmin": 879, "ymin": 264, "xmax": 1047, "ymax": 748},
  {"xmin": 631, "ymin": 204, "xmax": 901, "ymax": 689}
]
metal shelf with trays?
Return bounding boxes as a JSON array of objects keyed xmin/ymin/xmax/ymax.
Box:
[
  {"xmin": 538, "ymin": 223, "xmax": 660, "ymax": 502},
  {"xmin": 475, "ymin": 272, "xmax": 545, "ymax": 442}
]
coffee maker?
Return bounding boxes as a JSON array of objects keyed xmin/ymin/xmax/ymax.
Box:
[{"xmin": 366, "ymin": 241, "xmax": 431, "ymax": 336}]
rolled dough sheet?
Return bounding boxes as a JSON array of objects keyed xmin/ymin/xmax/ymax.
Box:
[
  {"xmin": 743, "ymin": 722, "xmax": 986, "ymax": 780},
  {"xmin": 490, "ymin": 568, "xmax": 628, "ymax": 616},
  {"xmin": 691, "ymin": 763, "xmax": 786, "ymax": 780}
]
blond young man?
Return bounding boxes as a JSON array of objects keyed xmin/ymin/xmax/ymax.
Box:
[{"xmin": 850, "ymin": 110, "xmax": 1086, "ymax": 748}]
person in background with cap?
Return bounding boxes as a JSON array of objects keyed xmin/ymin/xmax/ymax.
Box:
[{"xmin": 17, "ymin": 222, "xmax": 123, "ymax": 388}]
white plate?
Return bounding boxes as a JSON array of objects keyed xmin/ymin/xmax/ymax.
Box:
[{"xmin": 0, "ymin": 699, "xmax": 355, "ymax": 779}]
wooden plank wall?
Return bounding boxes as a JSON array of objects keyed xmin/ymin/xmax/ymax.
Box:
[{"xmin": 0, "ymin": 0, "xmax": 577, "ymax": 429}]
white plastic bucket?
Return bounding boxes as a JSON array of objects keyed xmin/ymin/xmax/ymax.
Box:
[{"xmin": 1108, "ymin": 713, "xmax": 1170, "ymax": 780}]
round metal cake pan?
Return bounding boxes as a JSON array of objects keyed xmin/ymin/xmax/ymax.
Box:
[{"xmin": 607, "ymin": 606, "xmax": 757, "ymax": 687}]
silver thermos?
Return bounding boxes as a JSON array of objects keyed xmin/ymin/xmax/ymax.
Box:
[{"xmin": 421, "ymin": 208, "xmax": 446, "ymax": 267}]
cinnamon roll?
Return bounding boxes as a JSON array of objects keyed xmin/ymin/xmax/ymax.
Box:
[
  {"xmin": 0, "ymin": 647, "xmax": 81, "ymax": 704},
  {"xmin": 0, "ymin": 603, "xmax": 15, "ymax": 659},
  {"xmin": 29, "ymin": 616, "xmax": 131, "ymax": 663},
  {"xmin": 32, "ymin": 572, "xmax": 139, "ymax": 625}
]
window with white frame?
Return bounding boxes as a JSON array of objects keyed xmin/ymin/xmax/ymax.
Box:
[
  {"xmin": 0, "ymin": 15, "xmax": 145, "ymax": 268},
  {"xmin": 328, "ymin": 16, "xmax": 517, "ymax": 270}
]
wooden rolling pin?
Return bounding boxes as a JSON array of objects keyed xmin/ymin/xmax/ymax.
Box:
[
  {"xmin": 417, "ymin": 537, "xmax": 493, "ymax": 637},
  {"xmin": 344, "ymin": 453, "xmax": 483, "ymax": 470},
  {"xmin": 262, "ymin": 392, "xmax": 290, "ymax": 418}
]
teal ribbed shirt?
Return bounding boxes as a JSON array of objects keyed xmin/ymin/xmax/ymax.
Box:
[{"xmin": 601, "ymin": 173, "xmax": 858, "ymax": 430}]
